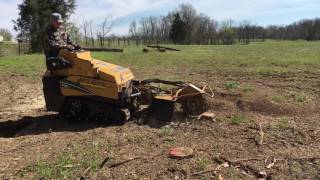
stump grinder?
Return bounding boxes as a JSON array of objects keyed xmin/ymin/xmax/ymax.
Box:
[{"xmin": 42, "ymin": 49, "xmax": 213, "ymax": 124}]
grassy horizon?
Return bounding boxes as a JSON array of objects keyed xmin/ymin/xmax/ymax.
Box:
[{"xmin": 0, "ymin": 40, "xmax": 319, "ymax": 79}]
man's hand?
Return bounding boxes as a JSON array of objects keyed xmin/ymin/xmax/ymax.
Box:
[
  {"xmin": 67, "ymin": 44, "xmax": 75, "ymax": 51},
  {"xmin": 75, "ymin": 44, "xmax": 82, "ymax": 50}
]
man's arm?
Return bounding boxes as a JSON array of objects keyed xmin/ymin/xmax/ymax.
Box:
[{"xmin": 46, "ymin": 27, "xmax": 67, "ymax": 51}]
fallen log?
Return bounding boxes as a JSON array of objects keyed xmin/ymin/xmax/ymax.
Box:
[
  {"xmin": 108, "ymin": 157, "xmax": 142, "ymax": 168},
  {"xmin": 147, "ymin": 45, "xmax": 180, "ymax": 51},
  {"xmin": 83, "ymin": 47, "xmax": 123, "ymax": 52}
]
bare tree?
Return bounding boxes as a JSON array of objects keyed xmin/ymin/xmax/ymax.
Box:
[
  {"xmin": 129, "ymin": 21, "xmax": 139, "ymax": 45},
  {"xmin": 81, "ymin": 19, "xmax": 90, "ymax": 46},
  {"xmin": 158, "ymin": 15, "xmax": 172, "ymax": 43},
  {"xmin": 208, "ymin": 19, "xmax": 218, "ymax": 45},
  {"xmin": 147, "ymin": 16, "xmax": 158, "ymax": 44},
  {"xmin": 97, "ymin": 17, "xmax": 115, "ymax": 47},
  {"xmin": 194, "ymin": 14, "xmax": 211, "ymax": 44},
  {"xmin": 220, "ymin": 19, "xmax": 235, "ymax": 30},
  {"xmin": 139, "ymin": 18, "xmax": 149, "ymax": 45},
  {"xmin": 178, "ymin": 4, "xmax": 197, "ymax": 44},
  {"xmin": 237, "ymin": 20, "xmax": 251, "ymax": 44},
  {"xmin": 88, "ymin": 20, "xmax": 95, "ymax": 47},
  {"xmin": 66, "ymin": 21, "xmax": 81, "ymax": 44}
]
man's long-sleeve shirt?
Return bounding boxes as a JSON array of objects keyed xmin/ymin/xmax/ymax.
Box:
[{"xmin": 44, "ymin": 24, "xmax": 74, "ymax": 57}]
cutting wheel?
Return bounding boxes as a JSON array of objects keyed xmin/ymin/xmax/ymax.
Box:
[{"xmin": 181, "ymin": 95, "xmax": 207, "ymax": 115}]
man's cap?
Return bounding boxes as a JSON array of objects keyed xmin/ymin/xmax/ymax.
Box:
[{"xmin": 51, "ymin": 13, "xmax": 63, "ymax": 23}]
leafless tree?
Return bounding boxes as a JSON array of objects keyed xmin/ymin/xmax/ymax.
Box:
[
  {"xmin": 208, "ymin": 19, "xmax": 218, "ymax": 45},
  {"xmin": 139, "ymin": 18, "xmax": 149, "ymax": 45},
  {"xmin": 157, "ymin": 15, "xmax": 172, "ymax": 43},
  {"xmin": 66, "ymin": 21, "xmax": 82, "ymax": 44},
  {"xmin": 194, "ymin": 14, "xmax": 211, "ymax": 44},
  {"xmin": 81, "ymin": 19, "xmax": 90, "ymax": 46},
  {"xmin": 148, "ymin": 16, "xmax": 158, "ymax": 44},
  {"xmin": 178, "ymin": 4, "xmax": 197, "ymax": 44},
  {"xmin": 97, "ymin": 17, "xmax": 116, "ymax": 47},
  {"xmin": 237, "ymin": 20, "xmax": 251, "ymax": 44},
  {"xmin": 220, "ymin": 19, "xmax": 235, "ymax": 31},
  {"xmin": 129, "ymin": 21, "xmax": 139, "ymax": 45},
  {"xmin": 88, "ymin": 20, "xmax": 95, "ymax": 47}
]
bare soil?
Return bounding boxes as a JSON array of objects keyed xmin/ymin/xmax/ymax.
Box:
[{"xmin": 0, "ymin": 73, "xmax": 319, "ymax": 179}]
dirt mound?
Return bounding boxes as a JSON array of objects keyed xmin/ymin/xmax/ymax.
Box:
[
  {"xmin": 207, "ymin": 89, "xmax": 315, "ymax": 117},
  {"xmin": 236, "ymin": 98, "xmax": 299, "ymax": 116}
]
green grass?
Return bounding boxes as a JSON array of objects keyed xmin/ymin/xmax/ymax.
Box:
[
  {"xmin": 46, "ymin": 151, "xmax": 74, "ymax": 178},
  {"xmin": 294, "ymin": 93, "xmax": 307, "ymax": 103},
  {"xmin": 0, "ymin": 41, "xmax": 319, "ymax": 79},
  {"xmin": 0, "ymin": 54, "xmax": 45, "ymax": 77},
  {"xmin": 35, "ymin": 161, "xmax": 53, "ymax": 178},
  {"xmin": 17, "ymin": 142, "xmax": 102, "ymax": 179},
  {"xmin": 225, "ymin": 82, "xmax": 239, "ymax": 90},
  {"xmin": 272, "ymin": 95, "xmax": 284, "ymax": 103},
  {"xmin": 242, "ymin": 85, "xmax": 255, "ymax": 92},
  {"xmin": 230, "ymin": 115, "xmax": 248, "ymax": 125},
  {"xmin": 275, "ymin": 117, "xmax": 290, "ymax": 129},
  {"xmin": 31, "ymin": 151, "xmax": 75, "ymax": 179},
  {"xmin": 196, "ymin": 157, "xmax": 210, "ymax": 170},
  {"xmin": 93, "ymin": 41, "xmax": 320, "ymax": 79},
  {"xmin": 159, "ymin": 126, "xmax": 173, "ymax": 137},
  {"xmin": 127, "ymin": 134, "xmax": 146, "ymax": 144}
]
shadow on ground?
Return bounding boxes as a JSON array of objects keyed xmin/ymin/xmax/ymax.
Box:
[
  {"xmin": 0, "ymin": 111, "xmax": 184, "ymax": 138},
  {"xmin": 0, "ymin": 114, "xmax": 126, "ymax": 138}
]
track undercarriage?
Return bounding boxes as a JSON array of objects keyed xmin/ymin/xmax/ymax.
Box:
[
  {"xmin": 60, "ymin": 97, "xmax": 130, "ymax": 124},
  {"xmin": 56, "ymin": 79, "xmax": 214, "ymax": 124}
]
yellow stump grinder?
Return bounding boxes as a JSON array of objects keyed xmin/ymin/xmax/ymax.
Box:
[{"xmin": 43, "ymin": 49, "xmax": 213, "ymax": 124}]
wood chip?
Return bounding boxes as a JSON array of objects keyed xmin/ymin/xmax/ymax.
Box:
[
  {"xmin": 218, "ymin": 174, "xmax": 224, "ymax": 180},
  {"xmin": 259, "ymin": 123, "xmax": 264, "ymax": 145},
  {"xmin": 197, "ymin": 112, "xmax": 216, "ymax": 120},
  {"xmin": 63, "ymin": 164, "xmax": 73, "ymax": 168},
  {"xmin": 266, "ymin": 158, "xmax": 277, "ymax": 169}
]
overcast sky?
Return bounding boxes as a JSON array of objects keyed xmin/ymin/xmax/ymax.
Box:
[{"xmin": 1, "ymin": 0, "xmax": 320, "ymax": 36}]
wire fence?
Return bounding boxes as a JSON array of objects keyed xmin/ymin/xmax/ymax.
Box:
[
  {"xmin": 0, "ymin": 42, "xmax": 30, "ymax": 56},
  {"xmin": 0, "ymin": 39, "xmax": 134, "ymax": 56},
  {"xmin": 77, "ymin": 38, "xmax": 143, "ymax": 48}
]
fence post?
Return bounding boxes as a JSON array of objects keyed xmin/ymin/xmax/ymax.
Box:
[
  {"xmin": 0, "ymin": 42, "xmax": 2, "ymax": 56},
  {"xmin": 17, "ymin": 39, "xmax": 23, "ymax": 55}
]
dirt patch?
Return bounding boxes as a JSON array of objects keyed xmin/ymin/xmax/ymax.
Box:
[
  {"xmin": 0, "ymin": 75, "xmax": 44, "ymax": 121},
  {"xmin": 0, "ymin": 74, "xmax": 320, "ymax": 179}
]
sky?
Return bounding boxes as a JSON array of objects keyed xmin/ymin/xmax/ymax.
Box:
[{"xmin": 0, "ymin": 0, "xmax": 320, "ymax": 37}]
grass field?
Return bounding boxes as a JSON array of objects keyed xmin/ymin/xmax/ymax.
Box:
[
  {"xmin": 1, "ymin": 40, "xmax": 319, "ymax": 78},
  {"xmin": 0, "ymin": 40, "xmax": 320, "ymax": 179}
]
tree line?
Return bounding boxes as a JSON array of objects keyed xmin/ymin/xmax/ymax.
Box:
[
  {"xmin": 0, "ymin": 29, "xmax": 13, "ymax": 41},
  {"xmin": 11, "ymin": 1, "xmax": 320, "ymax": 52},
  {"xmin": 129, "ymin": 4, "xmax": 320, "ymax": 45}
]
